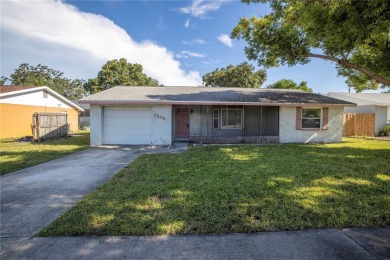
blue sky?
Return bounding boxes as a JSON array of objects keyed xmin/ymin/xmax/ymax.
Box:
[{"xmin": 1, "ymin": 0, "xmax": 361, "ymax": 93}]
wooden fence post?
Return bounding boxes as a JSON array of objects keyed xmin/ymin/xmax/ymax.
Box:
[
  {"xmin": 66, "ymin": 112, "xmax": 68, "ymax": 138},
  {"xmin": 36, "ymin": 113, "xmax": 41, "ymax": 142},
  {"xmin": 32, "ymin": 113, "xmax": 36, "ymax": 140}
]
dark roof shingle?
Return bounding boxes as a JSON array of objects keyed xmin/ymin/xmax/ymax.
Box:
[
  {"xmin": 0, "ymin": 85, "xmax": 39, "ymax": 94},
  {"xmin": 81, "ymin": 86, "xmax": 355, "ymax": 106}
]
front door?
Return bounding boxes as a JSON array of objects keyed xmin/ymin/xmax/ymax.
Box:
[{"xmin": 175, "ymin": 108, "xmax": 189, "ymax": 138}]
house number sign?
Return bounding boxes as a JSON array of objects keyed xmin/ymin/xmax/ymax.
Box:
[{"xmin": 154, "ymin": 113, "xmax": 166, "ymax": 120}]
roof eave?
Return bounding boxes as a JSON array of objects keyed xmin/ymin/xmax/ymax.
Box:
[
  {"xmin": 81, "ymin": 100, "xmax": 355, "ymax": 107},
  {"xmin": 0, "ymin": 86, "xmax": 84, "ymax": 112}
]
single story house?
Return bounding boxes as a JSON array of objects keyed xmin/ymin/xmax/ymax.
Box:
[
  {"xmin": 327, "ymin": 92, "xmax": 390, "ymax": 135},
  {"xmin": 0, "ymin": 86, "xmax": 84, "ymax": 139},
  {"xmin": 71, "ymin": 100, "xmax": 90, "ymax": 129},
  {"xmin": 81, "ymin": 86, "xmax": 354, "ymax": 145}
]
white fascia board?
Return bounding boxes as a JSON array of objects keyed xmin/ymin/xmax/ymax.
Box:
[{"xmin": 0, "ymin": 86, "xmax": 84, "ymax": 112}]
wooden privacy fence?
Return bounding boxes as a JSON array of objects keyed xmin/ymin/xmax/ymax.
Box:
[
  {"xmin": 32, "ymin": 113, "xmax": 68, "ymax": 140},
  {"xmin": 343, "ymin": 113, "xmax": 375, "ymax": 137}
]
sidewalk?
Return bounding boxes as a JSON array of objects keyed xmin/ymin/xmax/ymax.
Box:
[{"xmin": 2, "ymin": 227, "xmax": 389, "ymax": 259}]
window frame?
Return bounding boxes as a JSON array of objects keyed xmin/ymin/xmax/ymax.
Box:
[
  {"xmin": 213, "ymin": 109, "xmax": 220, "ymax": 129},
  {"xmin": 301, "ymin": 107, "xmax": 322, "ymax": 129},
  {"xmin": 221, "ymin": 108, "xmax": 243, "ymax": 129}
]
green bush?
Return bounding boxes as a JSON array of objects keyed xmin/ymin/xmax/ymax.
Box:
[
  {"xmin": 379, "ymin": 124, "xmax": 390, "ymax": 136},
  {"xmin": 383, "ymin": 124, "xmax": 390, "ymax": 132}
]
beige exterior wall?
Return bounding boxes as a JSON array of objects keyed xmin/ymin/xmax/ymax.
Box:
[
  {"xmin": 279, "ymin": 106, "xmax": 344, "ymax": 143},
  {"xmin": 0, "ymin": 103, "xmax": 79, "ymax": 139}
]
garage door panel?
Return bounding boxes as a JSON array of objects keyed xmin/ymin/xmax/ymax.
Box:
[
  {"xmin": 103, "ymin": 107, "xmax": 152, "ymax": 145},
  {"xmin": 105, "ymin": 134, "xmax": 151, "ymax": 145},
  {"xmin": 104, "ymin": 126, "xmax": 151, "ymax": 135}
]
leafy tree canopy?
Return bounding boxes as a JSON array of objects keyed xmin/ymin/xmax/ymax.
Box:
[
  {"xmin": 8, "ymin": 63, "xmax": 87, "ymax": 99},
  {"xmin": 202, "ymin": 61, "xmax": 267, "ymax": 88},
  {"xmin": 267, "ymin": 79, "xmax": 313, "ymax": 92},
  {"xmin": 232, "ymin": 0, "xmax": 390, "ymax": 92},
  {"xmin": 0, "ymin": 76, "xmax": 9, "ymax": 85},
  {"xmin": 86, "ymin": 58, "xmax": 159, "ymax": 94}
]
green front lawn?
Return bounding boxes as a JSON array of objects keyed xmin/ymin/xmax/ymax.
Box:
[
  {"xmin": 39, "ymin": 138, "xmax": 390, "ymax": 236},
  {"xmin": 0, "ymin": 131, "xmax": 90, "ymax": 175}
]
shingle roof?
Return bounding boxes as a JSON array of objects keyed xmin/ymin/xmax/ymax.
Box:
[
  {"xmin": 70, "ymin": 100, "xmax": 90, "ymax": 110},
  {"xmin": 0, "ymin": 85, "xmax": 38, "ymax": 94},
  {"xmin": 81, "ymin": 86, "xmax": 356, "ymax": 106},
  {"xmin": 81, "ymin": 86, "xmax": 355, "ymax": 106},
  {"xmin": 327, "ymin": 92, "xmax": 390, "ymax": 106}
]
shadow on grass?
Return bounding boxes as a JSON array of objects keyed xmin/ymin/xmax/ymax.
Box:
[{"xmin": 38, "ymin": 139, "xmax": 390, "ymax": 236}]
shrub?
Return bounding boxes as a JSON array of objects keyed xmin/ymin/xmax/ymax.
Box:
[{"xmin": 379, "ymin": 124, "xmax": 390, "ymax": 136}]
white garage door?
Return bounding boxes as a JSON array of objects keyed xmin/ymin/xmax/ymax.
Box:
[{"xmin": 103, "ymin": 107, "xmax": 152, "ymax": 145}]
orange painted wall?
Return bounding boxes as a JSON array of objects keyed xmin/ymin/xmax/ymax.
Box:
[{"xmin": 0, "ymin": 103, "xmax": 79, "ymax": 139}]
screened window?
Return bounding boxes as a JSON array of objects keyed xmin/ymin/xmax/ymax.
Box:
[
  {"xmin": 302, "ymin": 108, "xmax": 321, "ymax": 129},
  {"xmin": 221, "ymin": 109, "xmax": 242, "ymax": 129},
  {"xmin": 213, "ymin": 109, "xmax": 219, "ymax": 129}
]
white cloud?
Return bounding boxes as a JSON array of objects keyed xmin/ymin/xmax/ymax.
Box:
[
  {"xmin": 201, "ymin": 59, "xmax": 219, "ymax": 65},
  {"xmin": 182, "ymin": 40, "xmax": 192, "ymax": 45},
  {"xmin": 184, "ymin": 19, "xmax": 190, "ymax": 28},
  {"xmin": 217, "ymin": 34, "xmax": 233, "ymax": 48},
  {"xmin": 181, "ymin": 38, "xmax": 207, "ymax": 45},
  {"xmin": 176, "ymin": 50, "xmax": 206, "ymax": 59},
  {"xmin": 194, "ymin": 39, "xmax": 207, "ymax": 44},
  {"xmin": 179, "ymin": 0, "xmax": 226, "ymax": 18},
  {"xmin": 0, "ymin": 1, "xmax": 201, "ymax": 86}
]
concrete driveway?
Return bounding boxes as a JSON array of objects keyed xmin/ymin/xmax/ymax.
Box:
[{"xmin": 0, "ymin": 146, "xmax": 175, "ymax": 251}]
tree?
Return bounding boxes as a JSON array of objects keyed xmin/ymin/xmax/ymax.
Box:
[
  {"xmin": 9, "ymin": 63, "xmax": 87, "ymax": 99},
  {"xmin": 86, "ymin": 58, "xmax": 159, "ymax": 93},
  {"xmin": 0, "ymin": 76, "xmax": 9, "ymax": 85},
  {"xmin": 267, "ymin": 79, "xmax": 313, "ymax": 92},
  {"xmin": 202, "ymin": 61, "xmax": 267, "ymax": 88},
  {"xmin": 62, "ymin": 79, "xmax": 89, "ymax": 100},
  {"xmin": 232, "ymin": 0, "xmax": 390, "ymax": 92}
]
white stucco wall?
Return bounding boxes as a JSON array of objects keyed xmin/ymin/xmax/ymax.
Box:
[
  {"xmin": 279, "ymin": 106, "xmax": 344, "ymax": 143},
  {"xmin": 387, "ymin": 106, "xmax": 390, "ymax": 124},
  {"xmin": 151, "ymin": 105, "xmax": 172, "ymax": 145},
  {"xmin": 0, "ymin": 90, "xmax": 72, "ymax": 109},
  {"xmin": 375, "ymin": 106, "xmax": 388, "ymax": 135},
  {"xmin": 90, "ymin": 105, "xmax": 103, "ymax": 145},
  {"xmin": 90, "ymin": 105, "xmax": 172, "ymax": 146}
]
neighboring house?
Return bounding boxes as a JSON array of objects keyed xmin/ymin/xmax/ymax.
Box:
[
  {"xmin": 327, "ymin": 92, "xmax": 390, "ymax": 135},
  {"xmin": 0, "ymin": 86, "xmax": 84, "ymax": 139},
  {"xmin": 81, "ymin": 86, "xmax": 354, "ymax": 145},
  {"xmin": 71, "ymin": 100, "xmax": 90, "ymax": 128}
]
